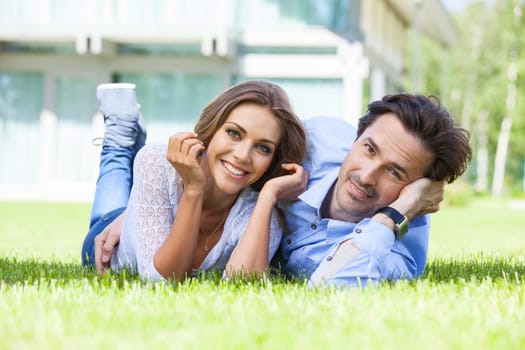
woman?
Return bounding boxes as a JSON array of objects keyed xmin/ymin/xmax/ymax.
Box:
[{"xmin": 81, "ymin": 80, "xmax": 307, "ymax": 281}]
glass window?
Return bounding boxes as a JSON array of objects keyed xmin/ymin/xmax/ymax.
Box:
[
  {"xmin": 0, "ymin": 0, "xmax": 49, "ymax": 23},
  {"xmin": 0, "ymin": 42, "xmax": 76, "ymax": 55},
  {"xmin": 114, "ymin": 0, "xmax": 165, "ymax": 24},
  {"xmin": 54, "ymin": 77, "xmax": 99, "ymax": 182},
  {"xmin": 118, "ymin": 44, "xmax": 202, "ymax": 56},
  {"xmin": 116, "ymin": 72, "xmax": 224, "ymax": 143},
  {"xmin": 0, "ymin": 71, "xmax": 43, "ymax": 184},
  {"xmin": 234, "ymin": 0, "xmax": 349, "ymax": 31},
  {"xmin": 237, "ymin": 45, "xmax": 337, "ymax": 55},
  {"xmin": 51, "ymin": 0, "xmax": 99, "ymax": 24},
  {"xmin": 234, "ymin": 77, "xmax": 343, "ymax": 120}
]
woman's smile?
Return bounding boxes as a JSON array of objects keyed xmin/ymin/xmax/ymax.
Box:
[{"xmin": 222, "ymin": 160, "xmax": 247, "ymax": 177}]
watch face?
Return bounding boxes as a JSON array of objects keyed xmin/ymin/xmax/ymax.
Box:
[
  {"xmin": 376, "ymin": 207, "xmax": 409, "ymax": 239},
  {"xmin": 396, "ymin": 218, "xmax": 409, "ymax": 239}
]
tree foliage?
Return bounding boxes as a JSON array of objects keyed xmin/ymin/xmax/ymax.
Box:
[{"xmin": 410, "ymin": 0, "xmax": 525, "ymax": 194}]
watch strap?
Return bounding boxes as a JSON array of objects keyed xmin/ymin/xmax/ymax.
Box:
[{"xmin": 375, "ymin": 207, "xmax": 409, "ymax": 239}]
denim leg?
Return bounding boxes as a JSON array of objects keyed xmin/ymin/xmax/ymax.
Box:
[
  {"xmin": 81, "ymin": 146, "xmax": 135, "ymax": 266},
  {"xmin": 82, "ymin": 83, "xmax": 148, "ymax": 267}
]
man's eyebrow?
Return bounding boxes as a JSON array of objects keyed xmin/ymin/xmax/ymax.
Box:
[
  {"xmin": 224, "ymin": 121, "xmax": 278, "ymax": 146},
  {"xmin": 367, "ymin": 137, "xmax": 409, "ymax": 178}
]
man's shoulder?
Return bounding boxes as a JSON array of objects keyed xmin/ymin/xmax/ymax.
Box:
[
  {"xmin": 303, "ymin": 116, "xmax": 356, "ymax": 134},
  {"xmin": 301, "ymin": 117, "xmax": 356, "ymax": 173}
]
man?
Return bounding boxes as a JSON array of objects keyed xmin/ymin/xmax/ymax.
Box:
[{"xmin": 274, "ymin": 93, "xmax": 472, "ymax": 287}]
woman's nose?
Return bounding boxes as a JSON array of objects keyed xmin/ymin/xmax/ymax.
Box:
[{"xmin": 233, "ymin": 141, "xmax": 251, "ymax": 162}]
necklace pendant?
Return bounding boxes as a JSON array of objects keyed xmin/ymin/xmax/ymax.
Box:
[{"xmin": 200, "ymin": 214, "xmax": 227, "ymax": 254}]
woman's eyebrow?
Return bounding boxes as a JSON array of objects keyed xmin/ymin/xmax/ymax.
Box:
[{"xmin": 224, "ymin": 121, "xmax": 278, "ymax": 146}]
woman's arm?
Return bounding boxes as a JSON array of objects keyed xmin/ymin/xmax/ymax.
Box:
[
  {"xmin": 225, "ymin": 163, "xmax": 308, "ymax": 278},
  {"xmin": 153, "ymin": 188, "xmax": 203, "ymax": 281},
  {"xmin": 153, "ymin": 132, "xmax": 206, "ymax": 281}
]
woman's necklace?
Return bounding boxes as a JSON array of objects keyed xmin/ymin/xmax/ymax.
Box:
[{"xmin": 201, "ymin": 214, "xmax": 227, "ymax": 252}]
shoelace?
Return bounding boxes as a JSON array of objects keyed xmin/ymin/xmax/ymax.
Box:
[{"xmin": 92, "ymin": 137, "xmax": 103, "ymax": 146}]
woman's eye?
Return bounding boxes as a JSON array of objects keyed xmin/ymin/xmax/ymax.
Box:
[
  {"xmin": 226, "ymin": 128, "xmax": 240, "ymax": 139},
  {"xmin": 256, "ymin": 144, "xmax": 271, "ymax": 154}
]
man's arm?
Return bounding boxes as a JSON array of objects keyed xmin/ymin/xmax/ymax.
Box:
[
  {"xmin": 309, "ymin": 178, "xmax": 444, "ymax": 287},
  {"xmin": 94, "ymin": 211, "xmax": 125, "ymax": 274},
  {"xmin": 308, "ymin": 215, "xmax": 428, "ymax": 287}
]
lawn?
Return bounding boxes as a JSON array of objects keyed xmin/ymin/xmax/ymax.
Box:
[{"xmin": 1, "ymin": 197, "xmax": 524, "ymax": 349}]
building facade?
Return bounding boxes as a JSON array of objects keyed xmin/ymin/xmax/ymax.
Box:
[{"xmin": 0, "ymin": 0, "xmax": 456, "ymax": 201}]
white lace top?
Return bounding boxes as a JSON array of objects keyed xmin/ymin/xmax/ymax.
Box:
[{"xmin": 111, "ymin": 143, "xmax": 283, "ymax": 281}]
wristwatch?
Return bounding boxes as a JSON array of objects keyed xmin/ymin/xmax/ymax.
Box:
[{"xmin": 375, "ymin": 207, "xmax": 409, "ymax": 240}]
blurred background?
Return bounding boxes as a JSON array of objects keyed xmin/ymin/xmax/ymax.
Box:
[{"xmin": 0, "ymin": 0, "xmax": 522, "ymax": 202}]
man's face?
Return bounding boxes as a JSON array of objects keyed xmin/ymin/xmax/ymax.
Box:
[{"xmin": 330, "ymin": 113, "xmax": 434, "ymax": 222}]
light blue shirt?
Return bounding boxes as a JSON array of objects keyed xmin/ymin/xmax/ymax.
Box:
[{"xmin": 276, "ymin": 116, "xmax": 430, "ymax": 287}]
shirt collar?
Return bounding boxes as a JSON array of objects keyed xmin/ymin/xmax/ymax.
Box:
[{"xmin": 298, "ymin": 167, "xmax": 339, "ymax": 211}]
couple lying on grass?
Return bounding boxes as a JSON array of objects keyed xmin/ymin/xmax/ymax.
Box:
[{"xmin": 81, "ymin": 80, "xmax": 472, "ymax": 287}]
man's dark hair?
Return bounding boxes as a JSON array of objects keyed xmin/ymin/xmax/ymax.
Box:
[{"xmin": 357, "ymin": 93, "xmax": 472, "ymax": 183}]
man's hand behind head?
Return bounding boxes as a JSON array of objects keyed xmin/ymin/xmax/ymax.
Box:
[{"xmin": 390, "ymin": 178, "xmax": 445, "ymax": 221}]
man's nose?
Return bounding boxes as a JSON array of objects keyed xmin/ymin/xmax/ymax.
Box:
[{"xmin": 359, "ymin": 163, "xmax": 380, "ymax": 185}]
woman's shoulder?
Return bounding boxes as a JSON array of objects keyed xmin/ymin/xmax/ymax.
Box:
[
  {"xmin": 136, "ymin": 143, "xmax": 167, "ymax": 159},
  {"xmin": 133, "ymin": 143, "xmax": 177, "ymax": 186},
  {"xmin": 134, "ymin": 143, "xmax": 169, "ymax": 167}
]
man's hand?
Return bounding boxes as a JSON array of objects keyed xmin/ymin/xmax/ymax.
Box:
[
  {"xmin": 94, "ymin": 212, "xmax": 125, "ymax": 274},
  {"xmin": 390, "ymin": 178, "xmax": 445, "ymax": 221}
]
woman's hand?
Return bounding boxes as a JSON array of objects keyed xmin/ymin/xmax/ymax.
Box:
[
  {"xmin": 166, "ymin": 132, "xmax": 207, "ymax": 192},
  {"xmin": 260, "ymin": 163, "xmax": 309, "ymax": 203},
  {"xmin": 224, "ymin": 164, "xmax": 308, "ymax": 278}
]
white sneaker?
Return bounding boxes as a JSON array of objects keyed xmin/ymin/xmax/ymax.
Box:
[{"xmin": 96, "ymin": 82, "xmax": 141, "ymax": 148}]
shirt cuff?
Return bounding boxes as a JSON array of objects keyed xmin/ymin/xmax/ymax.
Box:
[{"xmin": 350, "ymin": 218, "xmax": 396, "ymax": 257}]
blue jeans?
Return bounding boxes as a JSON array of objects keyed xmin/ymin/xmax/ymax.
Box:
[{"xmin": 81, "ymin": 146, "xmax": 136, "ymax": 266}]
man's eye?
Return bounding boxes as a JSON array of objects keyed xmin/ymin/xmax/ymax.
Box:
[
  {"xmin": 387, "ymin": 167, "xmax": 401, "ymax": 179},
  {"xmin": 227, "ymin": 129, "xmax": 240, "ymax": 139},
  {"xmin": 364, "ymin": 144, "xmax": 374, "ymax": 154},
  {"xmin": 256, "ymin": 144, "xmax": 271, "ymax": 154}
]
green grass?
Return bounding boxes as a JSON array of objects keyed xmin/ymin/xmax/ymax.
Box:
[{"xmin": 1, "ymin": 198, "xmax": 525, "ymax": 349}]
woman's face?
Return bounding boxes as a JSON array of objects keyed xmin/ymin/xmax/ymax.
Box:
[{"xmin": 205, "ymin": 103, "xmax": 282, "ymax": 195}]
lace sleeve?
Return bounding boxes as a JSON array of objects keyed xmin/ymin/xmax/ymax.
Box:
[
  {"xmin": 268, "ymin": 208, "xmax": 284, "ymax": 260},
  {"xmin": 126, "ymin": 143, "xmax": 178, "ymax": 280}
]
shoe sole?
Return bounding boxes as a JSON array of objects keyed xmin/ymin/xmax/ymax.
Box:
[{"xmin": 97, "ymin": 83, "xmax": 136, "ymax": 90}]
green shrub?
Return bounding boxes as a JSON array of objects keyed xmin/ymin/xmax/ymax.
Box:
[{"xmin": 443, "ymin": 181, "xmax": 475, "ymax": 207}]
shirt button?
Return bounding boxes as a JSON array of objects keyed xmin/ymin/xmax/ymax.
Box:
[
  {"xmin": 327, "ymin": 256, "xmax": 333, "ymax": 261},
  {"xmin": 310, "ymin": 224, "xmax": 317, "ymax": 230},
  {"xmin": 286, "ymin": 238, "xmax": 291, "ymax": 244},
  {"xmin": 355, "ymin": 228, "xmax": 362, "ymax": 234}
]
